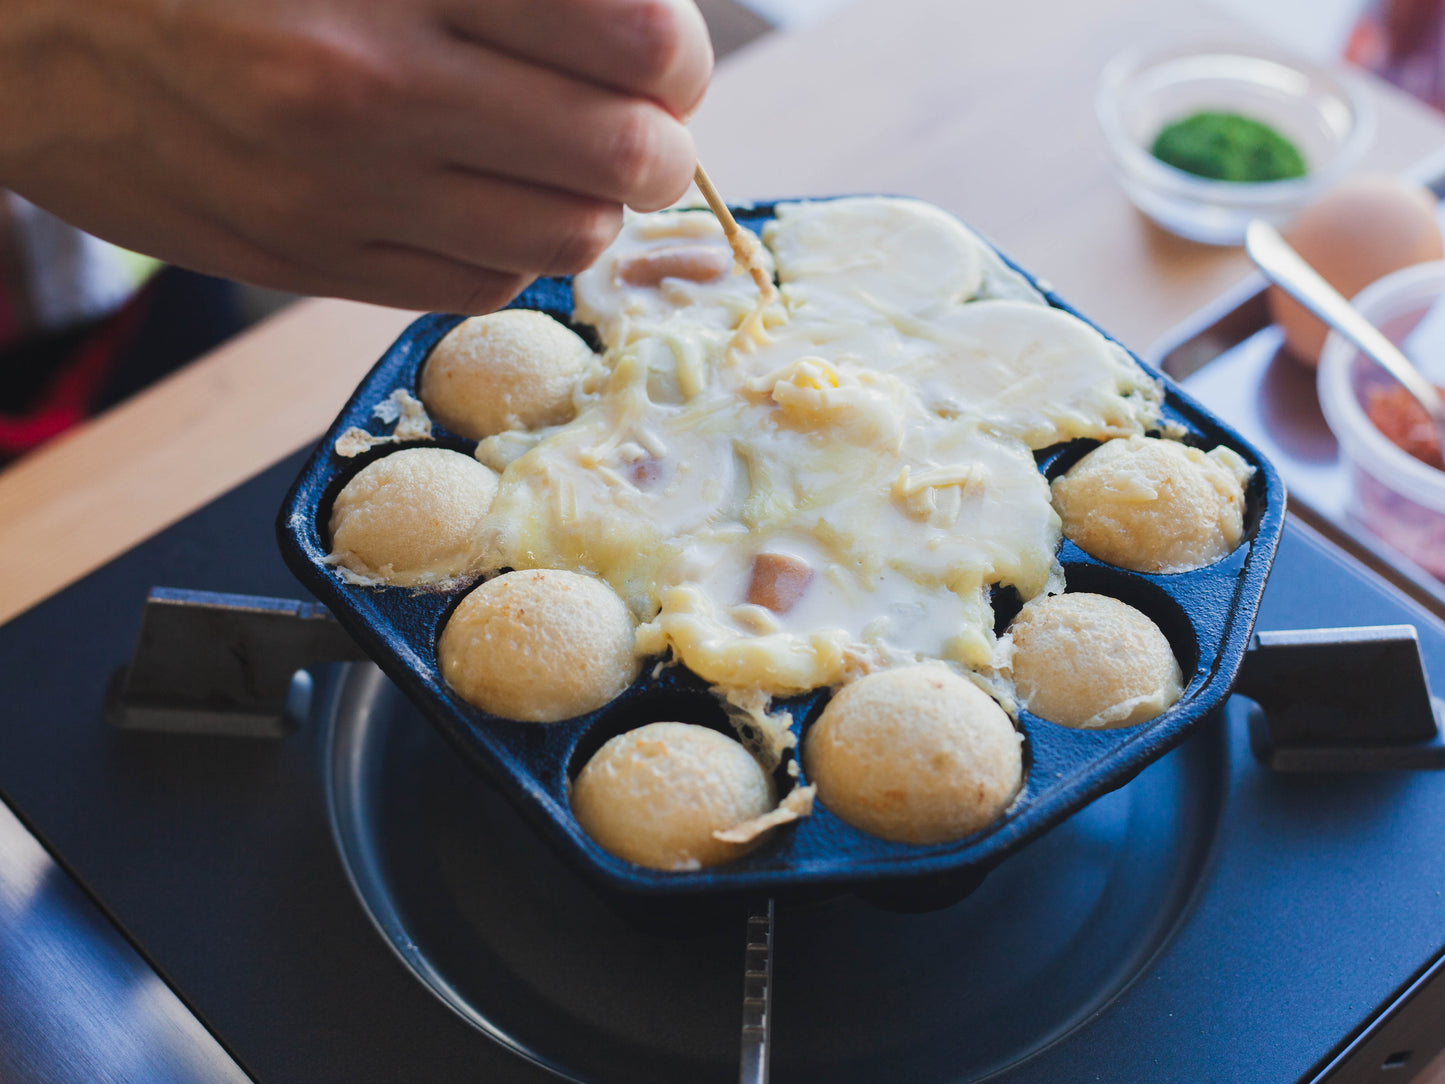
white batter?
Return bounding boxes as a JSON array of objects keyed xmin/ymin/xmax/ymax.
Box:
[{"xmin": 476, "ymin": 197, "xmax": 1163, "ymax": 706}]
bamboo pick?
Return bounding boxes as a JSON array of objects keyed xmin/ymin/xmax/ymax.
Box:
[{"xmin": 694, "ymin": 164, "xmax": 776, "ymax": 301}]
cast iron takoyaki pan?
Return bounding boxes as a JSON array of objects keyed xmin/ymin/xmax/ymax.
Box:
[{"xmin": 278, "ymin": 200, "xmax": 1284, "ymax": 904}]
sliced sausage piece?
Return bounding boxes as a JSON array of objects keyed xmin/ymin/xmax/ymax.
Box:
[
  {"xmin": 629, "ymin": 457, "xmax": 666, "ymax": 487},
  {"xmin": 617, "ymin": 245, "xmax": 732, "ymax": 287},
  {"xmin": 746, "ymin": 552, "xmax": 814, "ymax": 614}
]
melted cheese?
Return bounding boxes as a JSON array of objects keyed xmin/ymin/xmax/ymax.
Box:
[
  {"xmin": 763, "ymin": 197, "xmax": 986, "ymax": 318},
  {"xmin": 573, "ymin": 210, "xmax": 782, "ymax": 353},
  {"xmin": 474, "ymin": 197, "xmax": 1161, "ymax": 699},
  {"xmin": 914, "ymin": 300, "xmax": 1163, "ymax": 447},
  {"xmin": 334, "ymin": 389, "xmax": 434, "ymax": 456}
]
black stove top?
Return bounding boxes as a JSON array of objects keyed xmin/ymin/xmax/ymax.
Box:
[{"xmin": 4, "ymin": 451, "xmax": 1445, "ymax": 1083}]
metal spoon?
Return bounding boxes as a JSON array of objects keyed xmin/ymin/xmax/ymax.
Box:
[{"xmin": 1245, "ymin": 219, "xmax": 1445, "ymax": 454}]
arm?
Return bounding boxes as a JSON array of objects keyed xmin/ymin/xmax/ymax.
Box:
[{"xmin": 0, "ymin": 0, "xmax": 712, "ymax": 313}]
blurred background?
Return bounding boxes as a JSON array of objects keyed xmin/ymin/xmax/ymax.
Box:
[{"xmin": 706, "ymin": 0, "xmax": 1365, "ymax": 55}]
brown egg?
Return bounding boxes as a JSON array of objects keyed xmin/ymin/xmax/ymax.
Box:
[{"xmin": 1268, "ymin": 174, "xmax": 1442, "ymax": 365}]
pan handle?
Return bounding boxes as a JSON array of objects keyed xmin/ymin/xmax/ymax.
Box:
[
  {"xmin": 1234, "ymin": 625, "xmax": 1445, "ymax": 771},
  {"xmin": 105, "ymin": 587, "xmax": 368, "ymax": 738}
]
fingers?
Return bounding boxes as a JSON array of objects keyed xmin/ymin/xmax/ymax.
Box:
[
  {"xmin": 182, "ymin": 192, "xmax": 543, "ymax": 314},
  {"xmin": 190, "ymin": 132, "xmax": 630, "ymax": 281},
  {"xmin": 372, "ymin": 168, "xmax": 625, "ymax": 277},
  {"xmin": 118, "ymin": 76, "xmax": 632, "ymax": 288},
  {"xmin": 164, "ymin": 3, "xmax": 700, "ymax": 213},
  {"xmin": 217, "ymin": 231, "xmax": 535, "ymax": 315},
  {"xmin": 419, "ymin": 41, "xmax": 697, "ymax": 211},
  {"xmin": 440, "ymin": 0, "xmax": 713, "ymax": 119},
  {"xmin": 347, "ymin": 245, "xmax": 534, "ymax": 314},
  {"xmin": 11, "ymin": 162, "xmax": 536, "ymax": 315},
  {"xmin": 173, "ymin": 172, "xmax": 562, "ymax": 314},
  {"xmin": 177, "ymin": 216, "xmax": 536, "ymax": 315}
]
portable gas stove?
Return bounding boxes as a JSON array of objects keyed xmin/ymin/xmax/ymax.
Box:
[{"xmin": 2, "ymin": 447, "xmax": 1445, "ymax": 1084}]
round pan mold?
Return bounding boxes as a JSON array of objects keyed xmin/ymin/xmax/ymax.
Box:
[{"xmin": 278, "ymin": 200, "xmax": 1284, "ymax": 905}]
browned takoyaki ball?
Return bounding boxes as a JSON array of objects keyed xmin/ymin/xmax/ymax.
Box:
[{"xmin": 803, "ymin": 664, "xmax": 1022, "ymax": 844}]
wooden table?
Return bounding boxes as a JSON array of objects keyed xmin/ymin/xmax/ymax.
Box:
[{"xmin": 5, "ymin": 0, "xmax": 1445, "ymax": 1076}]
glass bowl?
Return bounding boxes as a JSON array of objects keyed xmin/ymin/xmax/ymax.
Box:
[
  {"xmin": 1097, "ymin": 42, "xmax": 1374, "ymax": 245},
  {"xmin": 1318, "ymin": 261, "xmax": 1445, "ymax": 578}
]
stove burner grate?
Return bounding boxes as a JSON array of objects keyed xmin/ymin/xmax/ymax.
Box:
[{"xmin": 322, "ymin": 662, "xmax": 1223, "ymax": 1082}]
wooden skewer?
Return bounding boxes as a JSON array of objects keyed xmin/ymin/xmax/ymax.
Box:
[
  {"xmin": 694, "ymin": 163, "xmax": 775, "ymax": 300},
  {"xmin": 693, "ymin": 163, "xmax": 742, "ymax": 236}
]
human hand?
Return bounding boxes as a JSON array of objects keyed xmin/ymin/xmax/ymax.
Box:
[{"xmin": 0, "ymin": 0, "xmax": 712, "ymax": 313}]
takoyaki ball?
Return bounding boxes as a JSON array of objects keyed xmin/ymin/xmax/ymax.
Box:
[
  {"xmin": 803, "ymin": 664, "xmax": 1022, "ymax": 845},
  {"xmin": 572, "ymin": 722, "xmax": 775, "ymax": 870},
  {"xmin": 1007, "ymin": 593, "xmax": 1183, "ymax": 729},
  {"xmin": 419, "ymin": 310, "xmax": 594, "ymax": 439},
  {"xmin": 1051, "ymin": 435, "xmax": 1251, "ymax": 573},
  {"xmin": 327, "ymin": 447, "xmax": 498, "ymax": 586},
  {"xmin": 438, "ymin": 569, "xmax": 639, "ymax": 722}
]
